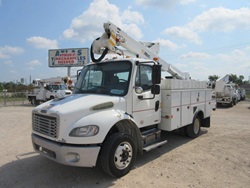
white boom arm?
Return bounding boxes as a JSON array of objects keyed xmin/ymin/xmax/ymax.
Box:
[
  {"xmin": 40, "ymin": 77, "xmax": 64, "ymax": 83},
  {"xmin": 91, "ymin": 21, "xmax": 189, "ymax": 80},
  {"xmin": 215, "ymin": 74, "xmax": 229, "ymax": 93}
]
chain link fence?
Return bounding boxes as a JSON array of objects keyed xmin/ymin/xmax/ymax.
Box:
[
  {"xmin": 1, "ymin": 89, "xmax": 248, "ymax": 108},
  {"xmin": 0, "ymin": 91, "xmax": 31, "ymax": 107}
]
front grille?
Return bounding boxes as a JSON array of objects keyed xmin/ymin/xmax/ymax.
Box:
[{"xmin": 32, "ymin": 113, "xmax": 59, "ymax": 138}]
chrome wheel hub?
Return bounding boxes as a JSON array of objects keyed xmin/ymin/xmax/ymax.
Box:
[{"xmin": 114, "ymin": 142, "xmax": 133, "ymax": 169}]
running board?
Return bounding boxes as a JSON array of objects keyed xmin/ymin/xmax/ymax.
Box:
[{"xmin": 143, "ymin": 140, "xmax": 168, "ymax": 152}]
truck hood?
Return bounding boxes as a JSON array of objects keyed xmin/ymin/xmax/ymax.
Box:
[
  {"xmin": 33, "ymin": 94, "xmax": 127, "ymax": 143},
  {"xmin": 34, "ymin": 94, "xmax": 126, "ymax": 116}
]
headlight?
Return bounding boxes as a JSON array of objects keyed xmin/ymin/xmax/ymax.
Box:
[{"xmin": 69, "ymin": 125, "xmax": 99, "ymax": 137}]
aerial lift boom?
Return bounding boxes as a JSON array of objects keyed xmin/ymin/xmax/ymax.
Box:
[{"xmin": 91, "ymin": 21, "xmax": 189, "ymax": 80}]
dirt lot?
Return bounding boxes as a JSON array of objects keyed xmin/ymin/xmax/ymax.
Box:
[{"xmin": 0, "ymin": 100, "xmax": 250, "ymax": 188}]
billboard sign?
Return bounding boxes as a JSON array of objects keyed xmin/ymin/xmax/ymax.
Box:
[{"xmin": 49, "ymin": 48, "xmax": 89, "ymax": 67}]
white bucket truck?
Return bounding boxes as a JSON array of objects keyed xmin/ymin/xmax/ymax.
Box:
[
  {"xmin": 27, "ymin": 77, "xmax": 72, "ymax": 105},
  {"xmin": 215, "ymin": 75, "xmax": 237, "ymax": 107},
  {"xmin": 31, "ymin": 21, "xmax": 215, "ymax": 177}
]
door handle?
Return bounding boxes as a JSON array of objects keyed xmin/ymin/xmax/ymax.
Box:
[{"xmin": 155, "ymin": 100, "xmax": 160, "ymax": 111}]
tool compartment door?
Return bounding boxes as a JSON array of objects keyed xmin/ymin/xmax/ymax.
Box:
[
  {"xmin": 160, "ymin": 90, "xmax": 181, "ymax": 131},
  {"xmin": 181, "ymin": 91, "xmax": 191, "ymax": 126}
]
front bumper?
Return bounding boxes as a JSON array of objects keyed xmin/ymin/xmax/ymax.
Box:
[
  {"xmin": 216, "ymin": 97, "xmax": 231, "ymax": 104},
  {"xmin": 32, "ymin": 134, "xmax": 100, "ymax": 167}
]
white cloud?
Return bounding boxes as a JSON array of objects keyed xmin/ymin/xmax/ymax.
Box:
[
  {"xmin": 155, "ymin": 38, "xmax": 180, "ymax": 50},
  {"xmin": 27, "ymin": 36, "xmax": 58, "ymax": 49},
  {"xmin": 176, "ymin": 47, "xmax": 250, "ymax": 80},
  {"xmin": 0, "ymin": 46, "xmax": 24, "ymax": 59},
  {"xmin": 180, "ymin": 52, "xmax": 210, "ymax": 59},
  {"xmin": 62, "ymin": 0, "xmax": 144, "ymax": 43},
  {"xmin": 214, "ymin": 50, "xmax": 250, "ymax": 78},
  {"xmin": 0, "ymin": 53, "xmax": 9, "ymax": 59},
  {"xmin": 135, "ymin": 0, "xmax": 196, "ymax": 9},
  {"xmin": 27, "ymin": 60, "xmax": 41, "ymax": 66},
  {"xmin": 122, "ymin": 10, "xmax": 144, "ymax": 24},
  {"xmin": 163, "ymin": 26, "xmax": 201, "ymax": 44},
  {"xmin": 26, "ymin": 60, "xmax": 42, "ymax": 70},
  {"xmin": 10, "ymin": 70, "xmax": 17, "ymax": 74},
  {"xmin": 180, "ymin": 0, "xmax": 196, "ymax": 5},
  {"xmin": 187, "ymin": 7, "xmax": 250, "ymax": 32},
  {"xmin": 4, "ymin": 60, "xmax": 12, "ymax": 65},
  {"xmin": 161, "ymin": 7, "xmax": 250, "ymax": 47}
]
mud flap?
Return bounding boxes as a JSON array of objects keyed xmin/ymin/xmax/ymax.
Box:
[{"xmin": 201, "ymin": 117, "xmax": 210, "ymax": 128}]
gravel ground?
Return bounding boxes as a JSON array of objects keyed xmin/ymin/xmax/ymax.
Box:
[{"xmin": 0, "ymin": 100, "xmax": 249, "ymax": 188}]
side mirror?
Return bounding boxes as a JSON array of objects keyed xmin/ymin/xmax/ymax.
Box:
[
  {"xmin": 152, "ymin": 64, "xmax": 162, "ymax": 84},
  {"xmin": 151, "ymin": 85, "xmax": 160, "ymax": 95},
  {"xmin": 77, "ymin": 69, "xmax": 81, "ymax": 80}
]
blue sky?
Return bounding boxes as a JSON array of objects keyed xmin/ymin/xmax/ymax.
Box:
[{"xmin": 1, "ymin": 0, "xmax": 250, "ymax": 83}]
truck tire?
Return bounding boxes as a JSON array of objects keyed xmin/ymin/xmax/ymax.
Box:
[
  {"xmin": 186, "ymin": 115, "xmax": 201, "ymax": 138},
  {"xmin": 31, "ymin": 97, "xmax": 35, "ymax": 105},
  {"xmin": 216, "ymin": 103, "xmax": 220, "ymax": 108},
  {"xmin": 35, "ymin": 99, "xmax": 40, "ymax": 106},
  {"xmin": 100, "ymin": 132, "xmax": 136, "ymax": 177},
  {"xmin": 233, "ymin": 98, "xmax": 237, "ymax": 105},
  {"xmin": 31, "ymin": 97, "xmax": 39, "ymax": 106}
]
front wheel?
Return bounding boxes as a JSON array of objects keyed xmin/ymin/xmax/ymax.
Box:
[
  {"xmin": 30, "ymin": 97, "xmax": 35, "ymax": 105},
  {"xmin": 233, "ymin": 98, "xmax": 237, "ymax": 105},
  {"xmin": 100, "ymin": 133, "xmax": 137, "ymax": 177},
  {"xmin": 229, "ymin": 101, "xmax": 234, "ymax": 107},
  {"xmin": 186, "ymin": 115, "xmax": 201, "ymax": 138}
]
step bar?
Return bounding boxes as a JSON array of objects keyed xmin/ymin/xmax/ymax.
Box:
[
  {"xmin": 141, "ymin": 128, "xmax": 168, "ymax": 152},
  {"xmin": 143, "ymin": 140, "xmax": 168, "ymax": 152}
]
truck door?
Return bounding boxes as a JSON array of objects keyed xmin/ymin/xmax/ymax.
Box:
[{"xmin": 132, "ymin": 64, "xmax": 161, "ymax": 128}]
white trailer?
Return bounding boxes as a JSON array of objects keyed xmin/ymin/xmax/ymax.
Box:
[{"xmin": 31, "ymin": 21, "xmax": 215, "ymax": 177}]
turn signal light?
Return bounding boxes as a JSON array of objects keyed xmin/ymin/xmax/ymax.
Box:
[{"xmin": 153, "ymin": 57, "xmax": 159, "ymax": 61}]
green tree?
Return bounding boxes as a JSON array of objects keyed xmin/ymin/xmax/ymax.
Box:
[
  {"xmin": 229, "ymin": 74, "xmax": 244, "ymax": 86},
  {"xmin": 208, "ymin": 75, "xmax": 219, "ymax": 81},
  {"xmin": 229, "ymin": 74, "xmax": 237, "ymax": 83},
  {"xmin": 0, "ymin": 82, "xmax": 3, "ymax": 91},
  {"xmin": 0, "ymin": 81, "xmax": 32, "ymax": 92},
  {"xmin": 238, "ymin": 75, "xmax": 244, "ymax": 85}
]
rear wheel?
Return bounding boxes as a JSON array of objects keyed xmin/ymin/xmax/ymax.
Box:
[
  {"xmin": 100, "ymin": 132, "xmax": 136, "ymax": 177},
  {"xmin": 186, "ymin": 116, "xmax": 201, "ymax": 138},
  {"xmin": 233, "ymin": 98, "xmax": 237, "ymax": 105}
]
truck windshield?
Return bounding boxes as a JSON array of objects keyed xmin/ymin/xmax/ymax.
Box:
[
  {"xmin": 55, "ymin": 85, "xmax": 66, "ymax": 90},
  {"xmin": 74, "ymin": 60, "xmax": 132, "ymax": 96},
  {"xmin": 47, "ymin": 84, "xmax": 66, "ymax": 90}
]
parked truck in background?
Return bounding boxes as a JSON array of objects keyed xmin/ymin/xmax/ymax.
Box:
[
  {"xmin": 27, "ymin": 77, "xmax": 72, "ymax": 105},
  {"xmin": 31, "ymin": 21, "xmax": 215, "ymax": 177},
  {"xmin": 215, "ymin": 74, "xmax": 237, "ymax": 107},
  {"xmin": 237, "ymin": 88, "xmax": 246, "ymax": 101}
]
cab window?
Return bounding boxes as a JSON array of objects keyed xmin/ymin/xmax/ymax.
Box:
[{"xmin": 135, "ymin": 65, "xmax": 153, "ymax": 91}]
